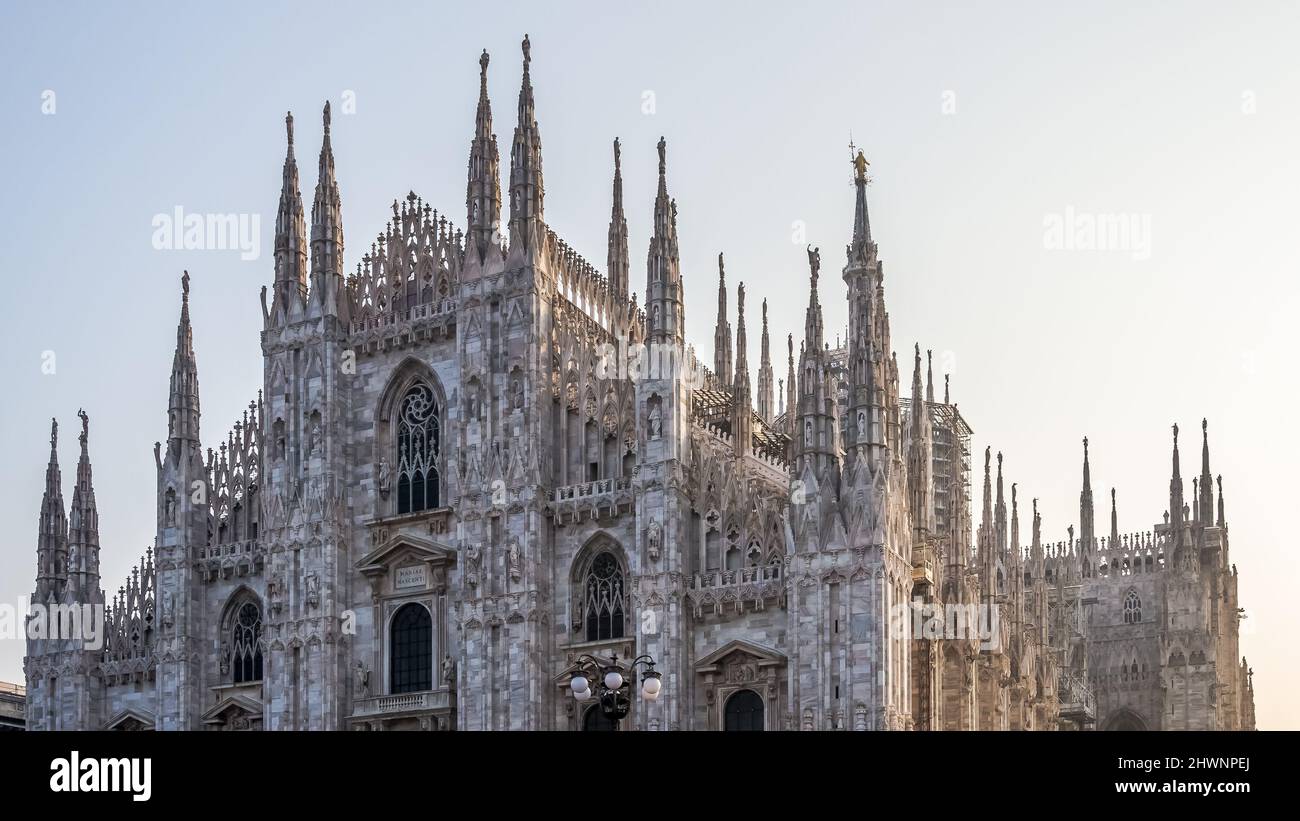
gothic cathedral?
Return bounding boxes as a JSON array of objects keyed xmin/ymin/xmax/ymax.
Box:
[{"xmin": 24, "ymin": 37, "xmax": 1256, "ymax": 732}]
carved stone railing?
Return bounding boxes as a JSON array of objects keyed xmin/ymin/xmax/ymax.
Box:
[
  {"xmin": 351, "ymin": 688, "xmax": 454, "ymax": 718},
  {"xmin": 685, "ymin": 565, "xmax": 785, "ymax": 617},
  {"xmin": 348, "ymin": 298, "xmax": 458, "ymax": 352},
  {"xmin": 549, "ymin": 477, "xmax": 634, "ymax": 524},
  {"xmin": 195, "ymin": 539, "xmax": 265, "ymax": 582}
]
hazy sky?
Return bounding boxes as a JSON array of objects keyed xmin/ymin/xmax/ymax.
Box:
[{"xmin": 2, "ymin": 1, "xmax": 1297, "ymax": 728}]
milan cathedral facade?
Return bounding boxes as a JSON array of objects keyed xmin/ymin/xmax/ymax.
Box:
[{"xmin": 24, "ymin": 37, "xmax": 1256, "ymax": 731}]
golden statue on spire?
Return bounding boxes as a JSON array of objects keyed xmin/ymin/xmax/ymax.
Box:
[{"xmin": 853, "ymin": 149, "xmax": 869, "ymax": 184}]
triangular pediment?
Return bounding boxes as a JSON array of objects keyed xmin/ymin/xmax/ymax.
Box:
[
  {"xmin": 695, "ymin": 639, "xmax": 786, "ymax": 672},
  {"xmin": 201, "ymin": 693, "xmax": 263, "ymax": 725},
  {"xmin": 356, "ymin": 532, "xmax": 456, "ymax": 576},
  {"xmin": 103, "ymin": 707, "xmax": 156, "ymax": 731}
]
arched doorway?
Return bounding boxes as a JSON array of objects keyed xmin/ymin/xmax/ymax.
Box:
[
  {"xmin": 1102, "ymin": 709, "xmax": 1149, "ymax": 731},
  {"xmin": 724, "ymin": 689, "xmax": 764, "ymax": 731},
  {"xmin": 582, "ymin": 705, "xmax": 619, "ymax": 731}
]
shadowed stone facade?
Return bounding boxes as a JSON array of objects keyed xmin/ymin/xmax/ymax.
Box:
[{"xmin": 23, "ymin": 37, "xmax": 1255, "ymax": 732}]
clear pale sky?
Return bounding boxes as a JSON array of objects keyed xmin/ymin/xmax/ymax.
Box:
[{"xmin": 1, "ymin": 1, "xmax": 1296, "ymax": 728}]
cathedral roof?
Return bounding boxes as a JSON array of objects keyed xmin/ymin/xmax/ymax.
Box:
[{"xmin": 693, "ymin": 387, "xmax": 789, "ymax": 462}]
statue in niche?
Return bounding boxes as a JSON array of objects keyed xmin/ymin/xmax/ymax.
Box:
[
  {"xmin": 468, "ymin": 386, "xmax": 481, "ymax": 420},
  {"xmin": 804, "ymin": 420, "xmax": 813, "ymax": 447},
  {"xmin": 220, "ymin": 641, "xmax": 231, "ymax": 676},
  {"xmin": 648, "ymin": 402, "xmax": 662, "ymax": 439},
  {"xmin": 508, "ymin": 538, "xmax": 522, "ymax": 582},
  {"xmin": 308, "ymin": 416, "xmax": 322, "ymax": 454},
  {"xmin": 465, "ymin": 544, "xmax": 481, "ymax": 590},
  {"xmin": 355, "ymin": 661, "xmax": 370, "ymax": 698},
  {"xmin": 268, "ymin": 570, "xmax": 286, "ymax": 613},
  {"xmin": 647, "ymin": 519, "xmax": 662, "ymax": 562},
  {"xmin": 511, "ymin": 376, "xmax": 524, "ymax": 410},
  {"xmin": 306, "ymin": 573, "xmax": 320, "ymax": 609},
  {"xmin": 164, "ymin": 490, "xmax": 176, "ymax": 526},
  {"xmin": 442, "ymin": 655, "xmax": 457, "ymax": 688},
  {"xmin": 161, "ymin": 589, "xmax": 174, "ymax": 628},
  {"xmin": 376, "ymin": 458, "xmax": 391, "ymax": 497}
]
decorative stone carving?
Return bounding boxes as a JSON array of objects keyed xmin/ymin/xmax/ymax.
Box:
[
  {"xmin": 465, "ymin": 543, "xmax": 481, "ymax": 590},
  {"xmin": 355, "ymin": 661, "xmax": 369, "ymax": 698},
  {"xmin": 646, "ymin": 519, "xmax": 662, "ymax": 562},
  {"xmin": 376, "ymin": 458, "xmax": 390, "ymax": 498},
  {"xmin": 268, "ymin": 570, "xmax": 286, "ymax": 614},
  {"xmin": 306, "ymin": 573, "xmax": 320, "ymax": 609},
  {"xmin": 507, "ymin": 538, "xmax": 521, "ymax": 583},
  {"xmin": 442, "ymin": 654, "xmax": 457, "ymax": 688}
]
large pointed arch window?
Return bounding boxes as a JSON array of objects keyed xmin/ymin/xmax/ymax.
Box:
[
  {"xmin": 231, "ymin": 601, "xmax": 263, "ymax": 683},
  {"xmin": 1123, "ymin": 589, "xmax": 1142, "ymax": 624},
  {"xmin": 396, "ymin": 382, "xmax": 440, "ymax": 514},
  {"xmin": 582, "ymin": 552, "xmax": 626, "ymax": 642}
]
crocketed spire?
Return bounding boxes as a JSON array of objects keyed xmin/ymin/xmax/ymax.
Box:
[
  {"xmin": 310, "ymin": 102, "xmax": 345, "ymax": 316},
  {"xmin": 467, "ymin": 48, "xmax": 503, "ymax": 263},
  {"xmin": 272, "ymin": 112, "xmax": 308, "ymax": 319},
  {"xmin": 168, "ymin": 272, "xmax": 201, "ymax": 448},
  {"xmin": 508, "ymin": 34, "xmax": 545, "ymax": 253},
  {"xmin": 607, "ymin": 138, "xmax": 629, "ymax": 300}
]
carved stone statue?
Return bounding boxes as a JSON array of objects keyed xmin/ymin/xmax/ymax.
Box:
[
  {"xmin": 465, "ymin": 544, "xmax": 481, "ymax": 590},
  {"xmin": 648, "ymin": 402, "xmax": 662, "ymax": 439},
  {"xmin": 308, "ymin": 417, "xmax": 322, "ymax": 454},
  {"xmin": 220, "ymin": 641, "xmax": 231, "ymax": 676},
  {"xmin": 376, "ymin": 458, "xmax": 391, "ymax": 497},
  {"xmin": 164, "ymin": 491, "xmax": 176, "ymax": 526},
  {"xmin": 647, "ymin": 519, "xmax": 662, "ymax": 562},
  {"xmin": 161, "ymin": 589, "xmax": 174, "ymax": 628},
  {"xmin": 511, "ymin": 377, "xmax": 524, "ymax": 410},
  {"xmin": 355, "ymin": 661, "xmax": 370, "ymax": 697},
  {"xmin": 269, "ymin": 570, "xmax": 286, "ymax": 613},
  {"xmin": 306, "ymin": 573, "xmax": 320, "ymax": 609},
  {"xmin": 442, "ymin": 654, "xmax": 457, "ymax": 688},
  {"xmin": 508, "ymin": 538, "xmax": 521, "ymax": 583}
]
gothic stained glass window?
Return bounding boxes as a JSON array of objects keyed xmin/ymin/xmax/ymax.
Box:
[
  {"xmin": 390, "ymin": 603, "xmax": 432, "ymax": 694},
  {"xmin": 396, "ymin": 383, "xmax": 440, "ymax": 515},
  {"xmin": 724, "ymin": 688, "xmax": 764, "ymax": 731},
  {"xmin": 231, "ymin": 602, "xmax": 263, "ymax": 683},
  {"xmin": 1123, "ymin": 590, "xmax": 1142, "ymax": 624},
  {"xmin": 583, "ymin": 552, "xmax": 625, "ymax": 642}
]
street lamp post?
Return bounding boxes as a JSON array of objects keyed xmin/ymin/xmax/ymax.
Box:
[{"xmin": 568, "ymin": 653, "xmax": 661, "ymax": 727}]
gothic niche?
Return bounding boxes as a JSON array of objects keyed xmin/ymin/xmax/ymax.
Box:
[{"xmin": 647, "ymin": 395, "xmax": 663, "ymax": 440}]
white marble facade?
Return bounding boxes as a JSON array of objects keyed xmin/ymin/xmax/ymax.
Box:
[{"xmin": 23, "ymin": 37, "xmax": 1255, "ymax": 732}]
